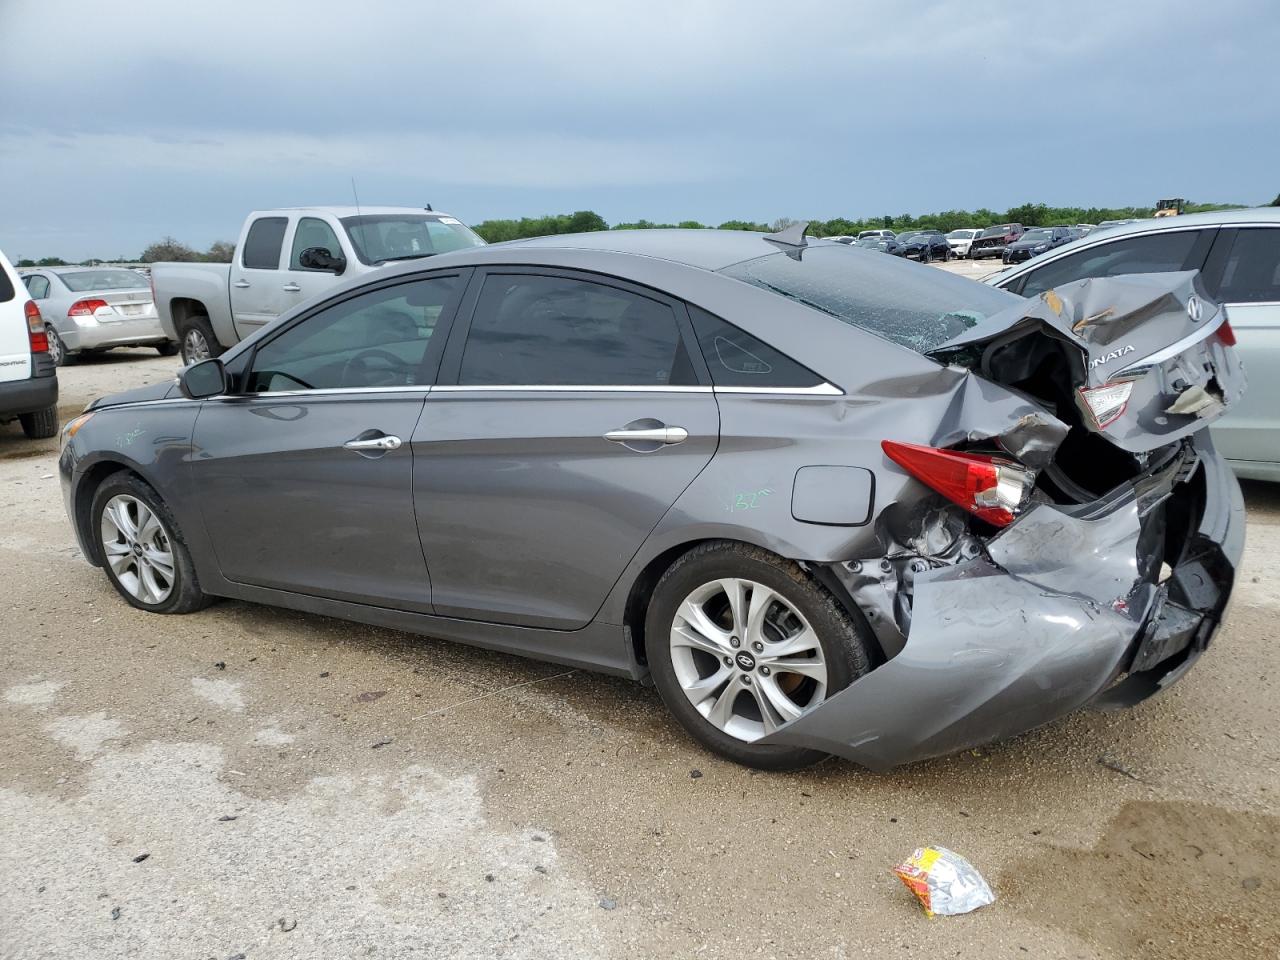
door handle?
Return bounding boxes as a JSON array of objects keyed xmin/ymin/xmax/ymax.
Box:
[
  {"xmin": 343, "ymin": 435, "xmax": 403, "ymax": 452},
  {"xmin": 282, "ymin": 283, "xmax": 302, "ymax": 292},
  {"xmin": 233, "ymin": 280, "xmax": 251, "ymax": 288},
  {"xmin": 604, "ymin": 426, "xmax": 689, "ymax": 445}
]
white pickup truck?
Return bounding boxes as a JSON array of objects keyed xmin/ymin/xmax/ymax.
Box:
[{"xmin": 152, "ymin": 206, "xmax": 485, "ymax": 363}]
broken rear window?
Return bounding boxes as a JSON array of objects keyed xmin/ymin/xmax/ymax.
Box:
[{"xmin": 719, "ymin": 246, "xmax": 1020, "ymax": 353}]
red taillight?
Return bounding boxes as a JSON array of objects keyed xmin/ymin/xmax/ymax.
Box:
[
  {"xmin": 68, "ymin": 298, "xmax": 109, "ymax": 317},
  {"xmin": 25, "ymin": 300, "xmax": 48, "ymax": 353},
  {"xmin": 1216, "ymin": 319, "xmax": 1237, "ymax": 347},
  {"xmin": 882, "ymin": 440, "xmax": 1032, "ymax": 527}
]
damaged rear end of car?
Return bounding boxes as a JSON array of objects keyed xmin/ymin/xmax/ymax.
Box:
[{"xmin": 760, "ymin": 271, "xmax": 1246, "ymax": 770}]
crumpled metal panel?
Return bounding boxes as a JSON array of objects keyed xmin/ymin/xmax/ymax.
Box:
[
  {"xmin": 932, "ymin": 271, "xmax": 1247, "ymax": 454},
  {"xmin": 759, "ymin": 498, "xmax": 1149, "ymax": 770}
]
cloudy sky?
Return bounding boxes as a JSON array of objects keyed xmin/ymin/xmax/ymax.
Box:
[{"xmin": 1, "ymin": 0, "xmax": 1276, "ymax": 260}]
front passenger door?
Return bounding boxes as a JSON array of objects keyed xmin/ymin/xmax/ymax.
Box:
[{"xmin": 192, "ymin": 272, "xmax": 467, "ymax": 611}]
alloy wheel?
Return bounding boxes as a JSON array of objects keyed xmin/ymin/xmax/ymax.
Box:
[
  {"xmin": 669, "ymin": 578, "xmax": 828, "ymax": 742},
  {"xmin": 46, "ymin": 326, "xmax": 64, "ymax": 366},
  {"xmin": 99, "ymin": 494, "xmax": 176, "ymax": 604},
  {"xmin": 182, "ymin": 328, "xmax": 211, "ymax": 364}
]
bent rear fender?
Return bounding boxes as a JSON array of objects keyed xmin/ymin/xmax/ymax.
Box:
[{"xmin": 758, "ymin": 433, "xmax": 1244, "ymax": 771}]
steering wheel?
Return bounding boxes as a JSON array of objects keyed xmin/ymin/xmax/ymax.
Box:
[{"xmin": 341, "ymin": 349, "xmax": 414, "ymax": 388}]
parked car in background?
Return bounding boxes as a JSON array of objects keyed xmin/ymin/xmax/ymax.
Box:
[
  {"xmin": 986, "ymin": 207, "xmax": 1280, "ymax": 480},
  {"xmin": 855, "ymin": 235, "xmax": 904, "ymax": 256},
  {"xmin": 60, "ymin": 227, "xmax": 1244, "ymax": 772},
  {"xmin": 0, "ymin": 248, "xmax": 58, "ymax": 438},
  {"xmin": 1096, "ymin": 219, "xmax": 1143, "ymax": 231},
  {"xmin": 20, "ymin": 267, "xmax": 175, "ymax": 366},
  {"xmin": 1002, "ymin": 226, "xmax": 1075, "ymax": 265},
  {"xmin": 1075, "ymin": 224, "xmax": 1097, "ymax": 236},
  {"xmin": 857, "ymin": 229, "xmax": 897, "ymax": 240},
  {"xmin": 896, "ymin": 230, "xmax": 950, "ymax": 262},
  {"xmin": 946, "ymin": 228, "xmax": 983, "ymax": 258},
  {"xmin": 969, "ymin": 223, "xmax": 1025, "ymax": 260},
  {"xmin": 825, "ymin": 235, "xmax": 857, "ymax": 244},
  {"xmin": 152, "ymin": 206, "xmax": 486, "ymax": 363}
]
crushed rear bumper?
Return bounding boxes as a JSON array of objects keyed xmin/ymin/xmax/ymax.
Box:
[{"xmin": 760, "ymin": 433, "xmax": 1243, "ymax": 771}]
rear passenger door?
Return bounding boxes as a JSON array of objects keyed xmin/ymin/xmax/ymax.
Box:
[
  {"xmin": 412, "ymin": 268, "xmax": 719, "ymax": 630},
  {"xmin": 229, "ymin": 215, "xmax": 291, "ymax": 338},
  {"xmin": 1201, "ymin": 226, "xmax": 1280, "ymax": 468}
]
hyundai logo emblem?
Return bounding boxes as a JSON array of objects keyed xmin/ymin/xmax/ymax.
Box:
[{"xmin": 1187, "ymin": 295, "xmax": 1203, "ymax": 323}]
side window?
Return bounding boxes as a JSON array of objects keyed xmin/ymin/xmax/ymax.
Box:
[
  {"xmin": 241, "ymin": 217, "xmax": 289, "ymax": 270},
  {"xmin": 689, "ymin": 306, "xmax": 822, "ymax": 388},
  {"xmin": 1210, "ymin": 228, "xmax": 1280, "ymax": 304},
  {"xmin": 290, "ymin": 218, "xmax": 343, "ymax": 270},
  {"xmin": 1018, "ymin": 230, "xmax": 1205, "ymax": 298},
  {"xmin": 247, "ymin": 275, "xmax": 460, "ymax": 392},
  {"xmin": 24, "ymin": 275, "xmax": 50, "ymax": 299},
  {"xmin": 457, "ymin": 274, "xmax": 696, "ymax": 387}
]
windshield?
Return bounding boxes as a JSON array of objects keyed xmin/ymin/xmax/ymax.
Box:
[
  {"xmin": 340, "ymin": 215, "xmax": 485, "ymax": 265},
  {"xmin": 719, "ymin": 246, "xmax": 1019, "ymax": 354},
  {"xmin": 1021, "ymin": 229, "xmax": 1053, "ymax": 243},
  {"xmin": 980, "ymin": 225, "xmax": 1014, "ymax": 238},
  {"xmin": 56, "ymin": 269, "xmax": 148, "ymax": 292},
  {"xmin": 947, "ymin": 229, "xmax": 975, "ymax": 239}
]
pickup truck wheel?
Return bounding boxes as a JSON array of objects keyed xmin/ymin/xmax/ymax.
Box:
[
  {"xmin": 179, "ymin": 315, "xmax": 224, "ymax": 365},
  {"xmin": 19, "ymin": 404, "xmax": 59, "ymax": 439},
  {"xmin": 155, "ymin": 341, "xmax": 180, "ymax": 357}
]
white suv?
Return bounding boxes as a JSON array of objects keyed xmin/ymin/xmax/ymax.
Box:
[
  {"xmin": 946, "ymin": 228, "xmax": 983, "ymax": 258},
  {"xmin": 0, "ymin": 248, "xmax": 58, "ymax": 438}
]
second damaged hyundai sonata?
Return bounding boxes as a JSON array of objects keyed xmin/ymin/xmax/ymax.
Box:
[{"xmin": 59, "ymin": 226, "xmax": 1245, "ymax": 770}]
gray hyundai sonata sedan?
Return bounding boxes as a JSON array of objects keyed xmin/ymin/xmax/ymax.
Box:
[{"xmin": 58, "ymin": 227, "xmax": 1245, "ymax": 770}]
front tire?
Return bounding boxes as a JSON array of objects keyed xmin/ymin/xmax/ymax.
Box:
[
  {"xmin": 91, "ymin": 473, "xmax": 211, "ymax": 614},
  {"xmin": 645, "ymin": 542, "xmax": 872, "ymax": 770},
  {"xmin": 178, "ymin": 315, "xmax": 224, "ymax": 365},
  {"xmin": 19, "ymin": 405, "xmax": 58, "ymax": 439}
]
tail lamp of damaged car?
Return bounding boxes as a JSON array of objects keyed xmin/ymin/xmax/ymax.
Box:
[{"xmin": 881, "ymin": 441, "xmax": 1033, "ymax": 527}]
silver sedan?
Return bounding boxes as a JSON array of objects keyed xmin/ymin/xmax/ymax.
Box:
[{"xmin": 20, "ymin": 267, "xmax": 177, "ymax": 365}]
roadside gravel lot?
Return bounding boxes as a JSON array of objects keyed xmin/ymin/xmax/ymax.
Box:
[{"xmin": 2, "ymin": 287, "xmax": 1278, "ymax": 958}]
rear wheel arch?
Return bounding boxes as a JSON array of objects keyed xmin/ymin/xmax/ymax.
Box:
[{"xmin": 622, "ymin": 536, "xmax": 884, "ymax": 672}]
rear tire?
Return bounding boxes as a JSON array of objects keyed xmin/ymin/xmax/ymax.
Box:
[
  {"xmin": 178, "ymin": 315, "xmax": 224, "ymax": 365},
  {"xmin": 90, "ymin": 473, "xmax": 212, "ymax": 614},
  {"xmin": 644, "ymin": 541, "xmax": 872, "ymax": 770},
  {"xmin": 45, "ymin": 325, "xmax": 68, "ymax": 366},
  {"xmin": 19, "ymin": 405, "xmax": 58, "ymax": 439}
]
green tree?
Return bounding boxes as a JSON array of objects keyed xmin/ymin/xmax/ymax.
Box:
[
  {"xmin": 36, "ymin": 256, "xmax": 69, "ymax": 266},
  {"xmin": 205, "ymin": 240, "xmax": 235, "ymax": 263},
  {"xmin": 141, "ymin": 236, "xmax": 198, "ymax": 262}
]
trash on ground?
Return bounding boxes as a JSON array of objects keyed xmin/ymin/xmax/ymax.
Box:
[{"xmin": 893, "ymin": 846, "xmax": 994, "ymax": 917}]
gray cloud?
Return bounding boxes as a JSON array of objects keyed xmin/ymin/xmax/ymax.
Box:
[{"xmin": 1, "ymin": 0, "xmax": 1276, "ymax": 259}]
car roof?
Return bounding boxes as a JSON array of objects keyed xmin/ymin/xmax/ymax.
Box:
[
  {"xmin": 262, "ymin": 206, "xmax": 457, "ymax": 218},
  {"xmin": 1084, "ymin": 206, "xmax": 1280, "ymax": 238},
  {"xmin": 499, "ymin": 228, "xmax": 828, "ymax": 271}
]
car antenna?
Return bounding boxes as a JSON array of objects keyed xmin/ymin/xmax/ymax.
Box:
[
  {"xmin": 350, "ymin": 176, "xmax": 371, "ymax": 257},
  {"xmin": 763, "ymin": 220, "xmax": 810, "ymax": 259}
]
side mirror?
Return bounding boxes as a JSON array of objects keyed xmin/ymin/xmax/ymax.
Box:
[
  {"xmin": 179, "ymin": 358, "xmax": 227, "ymax": 399},
  {"xmin": 299, "ymin": 246, "xmax": 347, "ymax": 274}
]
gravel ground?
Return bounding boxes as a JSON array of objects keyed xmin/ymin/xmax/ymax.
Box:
[{"xmin": 2, "ymin": 317, "xmax": 1278, "ymax": 959}]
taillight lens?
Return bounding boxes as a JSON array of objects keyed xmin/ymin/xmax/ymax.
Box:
[
  {"xmin": 24, "ymin": 301, "xmax": 48, "ymax": 353},
  {"xmin": 1077, "ymin": 380, "xmax": 1134, "ymax": 430},
  {"xmin": 882, "ymin": 440, "xmax": 1033, "ymax": 527},
  {"xmin": 68, "ymin": 298, "xmax": 109, "ymax": 317},
  {"xmin": 1216, "ymin": 319, "xmax": 1237, "ymax": 347}
]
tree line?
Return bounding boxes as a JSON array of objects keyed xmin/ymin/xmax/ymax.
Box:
[{"xmin": 16, "ymin": 196, "xmax": 1276, "ymax": 265}]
